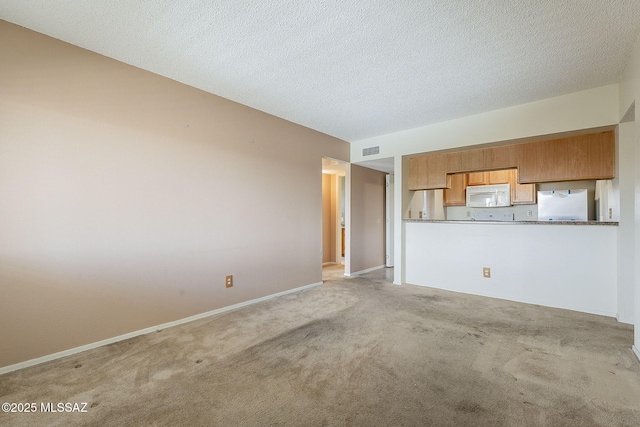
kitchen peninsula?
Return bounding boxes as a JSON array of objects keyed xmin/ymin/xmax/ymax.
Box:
[
  {"xmin": 403, "ymin": 130, "xmax": 618, "ymax": 320},
  {"xmin": 404, "ymin": 218, "xmax": 617, "ymax": 320}
]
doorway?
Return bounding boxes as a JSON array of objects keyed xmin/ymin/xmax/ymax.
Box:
[{"xmin": 322, "ymin": 157, "xmax": 348, "ymax": 281}]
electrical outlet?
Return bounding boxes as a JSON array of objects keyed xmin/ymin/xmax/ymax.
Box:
[
  {"xmin": 527, "ymin": 210, "xmax": 533, "ymax": 217},
  {"xmin": 225, "ymin": 275, "xmax": 233, "ymax": 288},
  {"xmin": 483, "ymin": 268, "xmax": 491, "ymax": 278},
  {"xmin": 608, "ymin": 208, "xmax": 612, "ymax": 220}
]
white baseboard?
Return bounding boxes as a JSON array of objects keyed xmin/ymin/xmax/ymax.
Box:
[
  {"xmin": 633, "ymin": 345, "xmax": 640, "ymax": 362},
  {"xmin": 348, "ymin": 264, "xmax": 385, "ymax": 276},
  {"xmin": 0, "ymin": 281, "xmax": 322, "ymax": 376},
  {"xmin": 616, "ymin": 314, "xmax": 634, "ymax": 325}
]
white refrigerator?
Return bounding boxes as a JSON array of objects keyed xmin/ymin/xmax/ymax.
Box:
[{"xmin": 537, "ymin": 189, "xmax": 588, "ymax": 221}]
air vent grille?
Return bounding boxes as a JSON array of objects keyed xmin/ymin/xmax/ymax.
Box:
[{"xmin": 362, "ymin": 146, "xmax": 380, "ymax": 156}]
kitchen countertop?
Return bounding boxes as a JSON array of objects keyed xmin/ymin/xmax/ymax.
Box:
[{"xmin": 404, "ymin": 219, "xmax": 618, "ymax": 225}]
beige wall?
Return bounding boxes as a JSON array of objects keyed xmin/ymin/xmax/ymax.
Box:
[
  {"xmin": 0, "ymin": 20, "xmax": 349, "ymax": 368},
  {"xmin": 350, "ymin": 165, "xmax": 386, "ymax": 273}
]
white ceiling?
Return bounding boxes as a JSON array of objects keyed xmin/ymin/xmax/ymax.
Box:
[
  {"xmin": 1, "ymin": 1, "xmax": 640, "ymax": 142},
  {"xmin": 354, "ymin": 157, "xmax": 395, "ymax": 174}
]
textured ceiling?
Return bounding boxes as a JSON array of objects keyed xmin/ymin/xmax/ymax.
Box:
[
  {"xmin": 1, "ymin": 1, "xmax": 640, "ymax": 142},
  {"xmin": 354, "ymin": 157, "xmax": 395, "ymax": 174}
]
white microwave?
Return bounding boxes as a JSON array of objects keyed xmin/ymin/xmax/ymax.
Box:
[{"xmin": 466, "ymin": 184, "xmax": 511, "ymax": 207}]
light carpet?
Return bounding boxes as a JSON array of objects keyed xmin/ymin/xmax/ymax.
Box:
[{"xmin": 1, "ymin": 267, "xmax": 639, "ymax": 426}]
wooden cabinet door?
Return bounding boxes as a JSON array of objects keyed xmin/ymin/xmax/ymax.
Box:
[
  {"xmin": 408, "ymin": 157, "xmax": 425, "ymax": 190},
  {"xmin": 467, "ymin": 172, "xmax": 488, "ymax": 186},
  {"xmin": 408, "ymin": 154, "xmax": 449, "ymax": 190},
  {"xmin": 447, "ymin": 149, "xmax": 484, "ymax": 173},
  {"xmin": 424, "ymin": 154, "xmax": 449, "ymax": 188},
  {"xmin": 517, "ymin": 131, "xmax": 614, "ymax": 183},
  {"xmin": 484, "ymin": 145, "xmax": 517, "ymax": 170},
  {"xmin": 468, "ymin": 170, "xmax": 510, "ymax": 185},
  {"xmin": 512, "ymin": 182, "xmax": 536, "ymax": 204},
  {"xmin": 488, "ymin": 169, "xmax": 511, "ymax": 184},
  {"xmin": 510, "ymin": 169, "xmax": 536, "ymax": 204},
  {"xmin": 443, "ymin": 173, "xmax": 467, "ymax": 206}
]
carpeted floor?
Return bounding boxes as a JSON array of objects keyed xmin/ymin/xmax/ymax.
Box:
[{"xmin": 1, "ymin": 266, "xmax": 639, "ymax": 426}]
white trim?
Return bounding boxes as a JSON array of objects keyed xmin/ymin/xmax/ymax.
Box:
[
  {"xmin": 335, "ymin": 176, "xmax": 344, "ymax": 265},
  {"xmin": 385, "ymin": 174, "xmax": 394, "ymax": 267},
  {"xmin": 0, "ymin": 281, "xmax": 322, "ymax": 376},
  {"xmin": 346, "ymin": 264, "xmax": 385, "ymax": 277},
  {"xmin": 344, "ymin": 163, "xmax": 351, "ymax": 276},
  {"xmin": 616, "ymin": 314, "xmax": 634, "ymax": 325},
  {"xmin": 633, "ymin": 345, "xmax": 640, "ymax": 362},
  {"xmin": 393, "ymin": 155, "xmax": 405, "ymax": 286}
]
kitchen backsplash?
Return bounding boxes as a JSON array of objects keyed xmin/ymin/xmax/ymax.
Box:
[{"xmin": 446, "ymin": 204, "xmax": 538, "ymax": 221}]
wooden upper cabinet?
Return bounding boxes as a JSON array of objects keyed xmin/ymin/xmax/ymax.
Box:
[
  {"xmin": 517, "ymin": 139, "xmax": 564, "ymax": 183},
  {"xmin": 408, "ymin": 157, "xmax": 424, "ymax": 190},
  {"xmin": 467, "ymin": 170, "xmax": 510, "ymax": 186},
  {"xmin": 408, "ymin": 154, "xmax": 448, "ymax": 190},
  {"xmin": 516, "ymin": 131, "xmax": 614, "ymax": 183},
  {"xmin": 467, "ymin": 172, "xmax": 488, "ymax": 186},
  {"xmin": 447, "ymin": 149, "xmax": 483, "ymax": 173},
  {"xmin": 488, "ymin": 169, "xmax": 511, "ymax": 184},
  {"xmin": 510, "ymin": 169, "xmax": 536, "ymax": 205},
  {"xmin": 512, "ymin": 181, "xmax": 536, "ymax": 205},
  {"xmin": 483, "ymin": 145, "xmax": 517, "ymax": 170},
  {"xmin": 426, "ymin": 154, "xmax": 450, "ymax": 188},
  {"xmin": 406, "ymin": 130, "xmax": 614, "ymax": 189},
  {"xmin": 443, "ymin": 173, "xmax": 468, "ymax": 206}
]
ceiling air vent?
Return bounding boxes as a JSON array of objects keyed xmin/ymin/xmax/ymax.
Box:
[{"xmin": 362, "ymin": 146, "xmax": 380, "ymax": 156}]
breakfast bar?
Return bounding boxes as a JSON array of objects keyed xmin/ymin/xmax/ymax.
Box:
[{"xmin": 404, "ymin": 219, "xmax": 618, "ymax": 317}]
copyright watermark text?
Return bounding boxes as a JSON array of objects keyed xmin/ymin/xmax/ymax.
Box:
[{"xmin": 2, "ymin": 402, "xmax": 89, "ymax": 413}]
